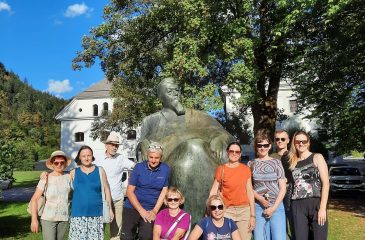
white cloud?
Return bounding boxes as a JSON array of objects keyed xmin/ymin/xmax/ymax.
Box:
[
  {"xmin": 64, "ymin": 3, "xmax": 93, "ymax": 18},
  {"xmin": 0, "ymin": 2, "xmax": 11, "ymax": 12},
  {"xmin": 47, "ymin": 79, "xmax": 73, "ymax": 94}
]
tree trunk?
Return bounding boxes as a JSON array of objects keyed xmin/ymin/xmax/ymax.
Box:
[{"xmin": 252, "ymin": 95, "xmax": 277, "ymax": 139}]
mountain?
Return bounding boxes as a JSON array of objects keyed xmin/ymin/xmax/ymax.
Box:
[{"xmin": 0, "ymin": 62, "xmax": 68, "ymax": 170}]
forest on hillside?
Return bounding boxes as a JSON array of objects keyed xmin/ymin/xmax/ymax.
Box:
[{"xmin": 0, "ymin": 62, "xmax": 68, "ymax": 179}]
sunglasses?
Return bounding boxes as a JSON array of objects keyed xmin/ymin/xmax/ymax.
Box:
[
  {"xmin": 148, "ymin": 145, "xmax": 163, "ymax": 150},
  {"xmin": 167, "ymin": 198, "xmax": 180, "ymax": 202},
  {"xmin": 257, "ymin": 143, "xmax": 270, "ymax": 149},
  {"xmin": 295, "ymin": 140, "xmax": 309, "ymax": 145},
  {"xmin": 210, "ymin": 205, "xmax": 224, "ymax": 211},
  {"xmin": 228, "ymin": 150, "xmax": 241, "ymax": 155},
  {"xmin": 53, "ymin": 161, "xmax": 65, "ymax": 166},
  {"xmin": 275, "ymin": 138, "xmax": 286, "ymax": 142}
]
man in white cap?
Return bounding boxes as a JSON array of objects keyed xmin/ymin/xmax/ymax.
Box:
[{"xmin": 94, "ymin": 132, "xmax": 135, "ymax": 240}]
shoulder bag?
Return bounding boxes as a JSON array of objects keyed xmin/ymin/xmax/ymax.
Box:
[
  {"xmin": 27, "ymin": 181, "xmax": 47, "ymax": 216},
  {"xmin": 163, "ymin": 212, "xmax": 191, "ymax": 240},
  {"xmin": 217, "ymin": 164, "xmax": 225, "ymax": 197},
  {"xmin": 99, "ymin": 167, "xmax": 111, "ymax": 223}
]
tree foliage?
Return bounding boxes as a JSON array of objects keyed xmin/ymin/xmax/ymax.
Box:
[
  {"xmin": 287, "ymin": 0, "xmax": 365, "ymax": 153},
  {"xmin": 0, "ymin": 140, "xmax": 18, "ymax": 181},
  {"xmin": 0, "ymin": 62, "xmax": 67, "ymax": 170},
  {"xmin": 73, "ymin": 0, "xmax": 331, "ymax": 140}
]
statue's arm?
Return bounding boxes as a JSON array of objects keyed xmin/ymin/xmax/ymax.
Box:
[
  {"xmin": 209, "ymin": 133, "xmax": 233, "ymax": 162},
  {"xmin": 136, "ymin": 117, "xmax": 152, "ymax": 161}
]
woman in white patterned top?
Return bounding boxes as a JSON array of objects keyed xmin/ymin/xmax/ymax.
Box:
[
  {"xmin": 30, "ymin": 150, "xmax": 72, "ymax": 240},
  {"xmin": 247, "ymin": 130, "xmax": 286, "ymax": 240}
]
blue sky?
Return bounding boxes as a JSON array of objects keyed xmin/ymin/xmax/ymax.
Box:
[{"xmin": 0, "ymin": 1, "xmax": 108, "ymax": 99}]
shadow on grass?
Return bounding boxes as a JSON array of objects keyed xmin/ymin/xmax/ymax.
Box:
[
  {"xmin": 13, "ymin": 179, "xmax": 40, "ymax": 188},
  {"xmin": 0, "ymin": 214, "xmax": 35, "ymax": 239},
  {"xmin": 329, "ymin": 191, "xmax": 365, "ymax": 218},
  {"xmin": 0, "ymin": 202, "xmax": 42, "ymax": 239}
]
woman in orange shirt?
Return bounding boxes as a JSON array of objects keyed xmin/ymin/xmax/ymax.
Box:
[{"xmin": 209, "ymin": 142, "xmax": 255, "ymax": 240}]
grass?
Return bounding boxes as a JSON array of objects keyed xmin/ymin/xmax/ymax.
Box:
[
  {"xmin": 327, "ymin": 193, "xmax": 365, "ymax": 240},
  {"xmin": 13, "ymin": 171, "xmax": 43, "ymax": 188},
  {"xmin": 0, "ymin": 202, "xmax": 42, "ymax": 239},
  {"xmin": 0, "ymin": 201, "xmax": 110, "ymax": 240},
  {"xmin": 1, "ymin": 171, "xmax": 110, "ymax": 239},
  {"xmin": 1, "ymin": 171, "xmax": 365, "ymax": 239},
  {"xmin": 328, "ymin": 208, "xmax": 365, "ymax": 240}
]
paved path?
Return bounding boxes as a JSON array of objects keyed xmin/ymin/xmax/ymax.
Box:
[{"xmin": 1, "ymin": 187, "xmax": 35, "ymax": 202}]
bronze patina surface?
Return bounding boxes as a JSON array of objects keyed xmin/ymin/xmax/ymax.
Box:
[{"xmin": 138, "ymin": 77, "xmax": 234, "ymax": 223}]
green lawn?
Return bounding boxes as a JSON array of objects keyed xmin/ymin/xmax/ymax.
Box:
[
  {"xmin": 0, "ymin": 201, "xmax": 110, "ymax": 239},
  {"xmin": 0, "ymin": 202, "xmax": 42, "ymax": 239},
  {"xmin": 1, "ymin": 171, "xmax": 364, "ymax": 239},
  {"xmin": 13, "ymin": 171, "xmax": 43, "ymax": 188},
  {"xmin": 327, "ymin": 194, "xmax": 365, "ymax": 240},
  {"xmin": 1, "ymin": 171, "xmax": 110, "ymax": 239}
]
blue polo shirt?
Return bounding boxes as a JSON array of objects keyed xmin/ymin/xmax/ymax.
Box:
[{"xmin": 124, "ymin": 161, "xmax": 170, "ymax": 211}]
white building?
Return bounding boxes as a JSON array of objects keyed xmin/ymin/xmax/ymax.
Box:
[
  {"xmin": 221, "ymin": 81, "xmax": 320, "ymax": 160},
  {"xmin": 56, "ymin": 79, "xmax": 318, "ymax": 165},
  {"xmin": 55, "ymin": 79, "xmax": 137, "ymax": 168},
  {"xmin": 221, "ymin": 81, "xmax": 319, "ymax": 134}
]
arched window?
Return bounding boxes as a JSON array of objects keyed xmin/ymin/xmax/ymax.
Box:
[
  {"xmin": 75, "ymin": 132, "xmax": 84, "ymax": 142},
  {"xmin": 103, "ymin": 102, "xmax": 109, "ymax": 112},
  {"xmin": 93, "ymin": 104, "xmax": 98, "ymax": 116},
  {"xmin": 126, "ymin": 130, "xmax": 137, "ymax": 140}
]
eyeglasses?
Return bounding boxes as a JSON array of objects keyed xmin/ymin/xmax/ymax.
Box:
[
  {"xmin": 257, "ymin": 143, "xmax": 270, "ymax": 149},
  {"xmin": 53, "ymin": 161, "xmax": 65, "ymax": 166},
  {"xmin": 275, "ymin": 138, "xmax": 286, "ymax": 142},
  {"xmin": 210, "ymin": 205, "xmax": 224, "ymax": 211},
  {"xmin": 228, "ymin": 150, "xmax": 241, "ymax": 155},
  {"xmin": 167, "ymin": 198, "xmax": 180, "ymax": 202},
  {"xmin": 148, "ymin": 144, "xmax": 163, "ymax": 150},
  {"xmin": 295, "ymin": 140, "xmax": 308, "ymax": 145},
  {"xmin": 108, "ymin": 143, "xmax": 119, "ymax": 148}
]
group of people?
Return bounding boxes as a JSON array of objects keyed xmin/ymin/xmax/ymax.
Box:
[{"xmin": 29, "ymin": 129, "xmax": 329, "ymax": 240}]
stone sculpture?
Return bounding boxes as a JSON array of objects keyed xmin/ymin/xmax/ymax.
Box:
[{"xmin": 137, "ymin": 77, "xmax": 235, "ymax": 223}]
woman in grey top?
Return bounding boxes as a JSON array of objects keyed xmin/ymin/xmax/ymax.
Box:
[
  {"xmin": 30, "ymin": 150, "xmax": 72, "ymax": 240},
  {"xmin": 248, "ymin": 130, "xmax": 286, "ymax": 240}
]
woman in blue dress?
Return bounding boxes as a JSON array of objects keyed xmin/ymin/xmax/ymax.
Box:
[{"xmin": 69, "ymin": 145, "xmax": 114, "ymax": 240}]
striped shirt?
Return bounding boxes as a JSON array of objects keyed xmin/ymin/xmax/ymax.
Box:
[{"xmin": 248, "ymin": 158, "xmax": 285, "ymax": 205}]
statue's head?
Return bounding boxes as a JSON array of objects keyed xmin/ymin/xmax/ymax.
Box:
[{"xmin": 157, "ymin": 77, "xmax": 185, "ymax": 115}]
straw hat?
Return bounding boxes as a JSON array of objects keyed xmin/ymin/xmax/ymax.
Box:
[
  {"xmin": 104, "ymin": 133, "xmax": 121, "ymax": 145},
  {"xmin": 45, "ymin": 150, "xmax": 71, "ymax": 170}
]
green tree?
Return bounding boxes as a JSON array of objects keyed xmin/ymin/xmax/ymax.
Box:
[
  {"xmin": 288, "ymin": 0, "xmax": 364, "ymax": 153},
  {"xmin": 0, "ymin": 140, "xmax": 19, "ymax": 182},
  {"xmin": 74, "ymin": 0, "xmax": 332, "ymax": 139},
  {"xmin": 0, "ymin": 62, "xmax": 66, "ymax": 170}
]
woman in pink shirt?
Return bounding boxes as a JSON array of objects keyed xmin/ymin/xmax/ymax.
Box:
[{"xmin": 153, "ymin": 187, "xmax": 191, "ymax": 240}]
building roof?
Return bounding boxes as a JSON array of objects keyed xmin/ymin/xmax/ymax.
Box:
[{"xmin": 74, "ymin": 79, "xmax": 111, "ymax": 99}]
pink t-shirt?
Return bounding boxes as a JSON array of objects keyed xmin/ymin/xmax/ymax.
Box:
[{"xmin": 154, "ymin": 208, "xmax": 191, "ymax": 240}]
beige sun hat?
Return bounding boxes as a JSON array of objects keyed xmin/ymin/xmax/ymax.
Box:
[
  {"xmin": 45, "ymin": 150, "xmax": 71, "ymax": 170},
  {"xmin": 104, "ymin": 133, "xmax": 121, "ymax": 145}
]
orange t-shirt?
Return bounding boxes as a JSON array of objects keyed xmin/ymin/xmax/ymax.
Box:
[{"xmin": 215, "ymin": 163, "xmax": 252, "ymax": 207}]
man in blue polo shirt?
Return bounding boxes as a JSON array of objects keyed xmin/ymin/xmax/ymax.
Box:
[{"xmin": 121, "ymin": 142, "xmax": 170, "ymax": 240}]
